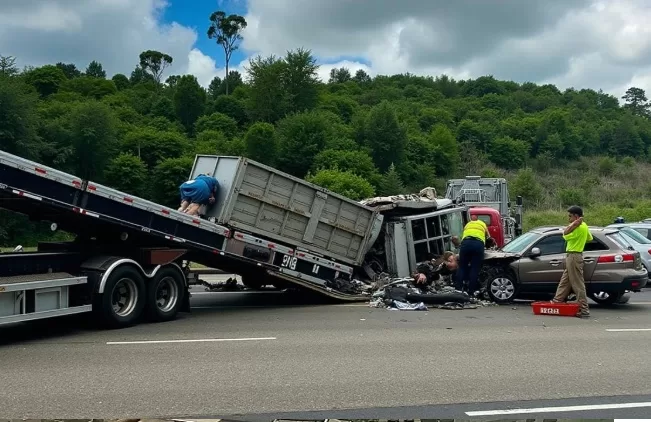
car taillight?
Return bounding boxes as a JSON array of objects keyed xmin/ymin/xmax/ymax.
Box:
[
  {"xmin": 597, "ymin": 253, "xmax": 635, "ymax": 263},
  {"xmin": 647, "ymin": 249, "xmax": 651, "ymax": 255}
]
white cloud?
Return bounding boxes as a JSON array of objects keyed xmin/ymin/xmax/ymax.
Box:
[
  {"xmin": 240, "ymin": 0, "xmax": 651, "ymax": 97},
  {"xmin": 0, "ymin": 0, "xmax": 224, "ymax": 87},
  {"xmin": 3, "ymin": 0, "xmax": 651, "ymax": 97}
]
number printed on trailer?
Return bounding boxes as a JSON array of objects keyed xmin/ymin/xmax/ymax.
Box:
[
  {"xmin": 281, "ymin": 254, "xmax": 298, "ymax": 270},
  {"xmin": 274, "ymin": 253, "xmax": 337, "ymax": 279}
]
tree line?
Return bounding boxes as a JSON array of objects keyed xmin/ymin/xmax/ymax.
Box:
[{"xmin": 1, "ymin": 10, "xmax": 651, "ymax": 245}]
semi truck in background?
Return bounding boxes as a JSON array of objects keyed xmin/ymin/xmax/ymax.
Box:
[
  {"xmin": 445, "ymin": 176, "xmax": 523, "ymax": 247},
  {"xmin": 0, "ymin": 151, "xmax": 471, "ymax": 329}
]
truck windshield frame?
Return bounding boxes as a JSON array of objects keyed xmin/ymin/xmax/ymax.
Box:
[{"xmin": 404, "ymin": 207, "xmax": 467, "ymax": 265}]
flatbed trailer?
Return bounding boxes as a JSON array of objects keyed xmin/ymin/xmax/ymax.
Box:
[{"xmin": 0, "ymin": 151, "xmax": 373, "ymax": 328}]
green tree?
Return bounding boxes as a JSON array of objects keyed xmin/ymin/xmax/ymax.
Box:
[
  {"xmin": 61, "ymin": 76, "xmax": 117, "ymax": 99},
  {"xmin": 363, "ymin": 101, "xmax": 406, "ymax": 172},
  {"xmin": 195, "ymin": 112, "xmax": 238, "ymax": 138},
  {"xmin": 207, "ymin": 11, "xmax": 247, "ymax": 95},
  {"xmin": 130, "ymin": 65, "xmax": 155, "ymax": 85},
  {"xmin": 489, "ymin": 136, "xmax": 530, "ymax": 169},
  {"xmin": 55, "ymin": 62, "xmax": 81, "ymax": 79},
  {"xmin": 305, "ymin": 169, "xmax": 375, "ymax": 200},
  {"xmin": 428, "ymin": 124, "xmax": 460, "ymax": 176},
  {"xmin": 276, "ymin": 110, "xmax": 336, "ymax": 177},
  {"xmin": 105, "ymin": 153, "xmax": 148, "ymax": 196},
  {"xmin": 150, "ymin": 156, "xmax": 194, "ymax": 207},
  {"xmin": 85, "ymin": 60, "xmax": 106, "ymax": 78},
  {"xmin": 122, "ymin": 127, "xmax": 187, "ymax": 168},
  {"xmin": 0, "ymin": 55, "xmax": 19, "ymax": 77},
  {"xmin": 378, "ymin": 163, "xmax": 406, "ymax": 196},
  {"xmin": 0, "ymin": 78, "xmax": 41, "ymax": 159},
  {"xmin": 312, "ymin": 149, "xmax": 379, "ymax": 183},
  {"xmin": 622, "ymin": 87, "xmax": 649, "ymax": 118},
  {"xmin": 139, "ymin": 50, "xmax": 173, "ymax": 84},
  {"xmin": 210, "ymin": 94, "xmax": 247, "ymax": 126},
  {"xmin": 329, "ymin": 67, "xmax": 351, "ymax": 84},
  {"xmin": 23, "ymin": 65, "xmax": 67, "ymax": 97},
  {"xmin": 111, "ymin": 74, "xmax": 130, "ymax": 90},
  {"xmin": 245, "ymin": 55, "xmax": 288, "ymax": 122},
  {"xmin": 68, "ymin": 101, "xmax": 118, "ymax": 180},
  {"xmin": 244, "ymin": 122, "xmax": 277, "ymax": 165},
  {"xmin": 284, "ymin": 48, "xmax": 320, "ymax": 114},
  {"xmin": 173, "ymin": 75, "xmax": 206, "ymax": 133},
  {"xmin": 511, "ymin": 168, "xmax": 543, "ymax": 204}
]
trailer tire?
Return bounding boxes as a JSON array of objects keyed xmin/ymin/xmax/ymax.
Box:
[
  {"xmin": 96, "ymin": 265, "xmax": 146, "ymax": 328},
  {"xmin": 145, "ymin": 266, "xmax": 185, "ymax": 322}
]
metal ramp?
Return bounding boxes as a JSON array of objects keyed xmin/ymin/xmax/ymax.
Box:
[{"xmin": 0, "ymin": 272, "xmax": 91, "ymax": 325}]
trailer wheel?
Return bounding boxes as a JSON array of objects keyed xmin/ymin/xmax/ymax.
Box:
[
  {"xmin": 145, "ymin": 266, "xmax": 185, "ymax": 322},
  {"xmin": 97, "ymin": 266, "xmax": 146, "ymax": 328}
]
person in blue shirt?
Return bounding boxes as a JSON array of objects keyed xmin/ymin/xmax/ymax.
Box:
[{"xmin": 178, "ymin": 174, "xmax": 219, "ymax": 216}]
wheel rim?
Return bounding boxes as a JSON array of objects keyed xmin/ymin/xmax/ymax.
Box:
[
  {"xmin": 490, "ymin": 277, "xmax": 515, "ymax": 301},
  {"xmin": 156, "ymin": 276, "xmax": 179, "ymax": 313},
  {"xmin": 111, "ymin": 277, "xmax": 139, "ymax": 317}
]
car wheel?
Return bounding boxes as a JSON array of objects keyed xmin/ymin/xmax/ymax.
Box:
[
  {"xmin": 484, "ymin": 267, "xmax": 519, "ymax": 304},
  {"xmin": 589, "ymin": 291, "xmax": 623, "ymax": 305}
]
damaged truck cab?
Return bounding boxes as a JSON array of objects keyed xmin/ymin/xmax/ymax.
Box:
[{"xmin": 359, "ymin": 192, "xmax": 470, "ymax": 279}]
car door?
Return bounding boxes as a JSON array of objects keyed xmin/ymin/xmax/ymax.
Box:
[{"xmin": 517, "ymin": 234, "xmax": 567, "ymax": 293}]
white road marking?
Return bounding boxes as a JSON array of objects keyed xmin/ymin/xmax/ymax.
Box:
[
  {"xmin": 107, "ymin": 337, "xmax": 277, "ymax": 345},
  {"xmin": 466, "ymin": 401, "xmax": 651, "ymax": 416},
  {"xmin": 606, "ymin": 328, "xmax": 651, "ymax": 332}
]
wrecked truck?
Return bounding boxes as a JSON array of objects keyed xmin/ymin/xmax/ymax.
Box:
[{"xmin": 0, "ymin": 150, "xmax": 521, "ymax": 329}]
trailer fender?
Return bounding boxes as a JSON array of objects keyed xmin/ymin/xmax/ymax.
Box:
[{"xmin": 81, "ymin": 257, "xmax": 185, "ymax": 294}]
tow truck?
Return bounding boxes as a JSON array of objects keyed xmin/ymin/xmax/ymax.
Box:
[{"xmin": 0, "ymin": 151, "xmax": 471, "ymax": 328}]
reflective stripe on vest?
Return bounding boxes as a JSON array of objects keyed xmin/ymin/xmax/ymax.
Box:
[{"xmin": 462, "ymin": 220, "xmax": 486, "ymax": 243}]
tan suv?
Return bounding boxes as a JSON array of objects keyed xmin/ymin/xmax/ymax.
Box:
[{"xmin": 480, "ymin": 226, "xmax": 649, "ymax": 304}]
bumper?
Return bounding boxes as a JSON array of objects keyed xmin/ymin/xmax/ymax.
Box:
[{"xmin": 589, "ymin": 273, "xmax": 648, "ymax": 293}]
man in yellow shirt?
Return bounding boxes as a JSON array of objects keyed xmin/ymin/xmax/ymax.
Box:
[
  {"xmin": 457, "ymin": 215, "xmax": 490, "ymax": 296},
  {"xmin": 552, "ymin": 205, "xmax": 592, "ymax": 318}
]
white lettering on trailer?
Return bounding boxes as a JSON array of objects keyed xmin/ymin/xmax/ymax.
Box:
[
  {"xmin": 281, "ymin": 254, "xmax": 298, "ymax": 270},
  {"xmin": 312, "ymin": 264, "xmax": 320, "ymax": 274},
  {"xmin": 165, "ymin": 235, "xmax": 186, "ymax": 243}
]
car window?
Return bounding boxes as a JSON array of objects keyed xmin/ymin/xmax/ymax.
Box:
[
  {"xmin": 502, "ymin": 232, "xmax": 540, "ymax": 253},
  {"xmin": 607, "ymin": 232, "xmax": 635, "ymax": 251},
  {"xmin": 624, "ymin": 227, "xmax": 651, "ymax": 244},
  {"xmin": 583, "ymin": 238, "xmax": 609, "ymax": 251},
  {"xmin": 532, "ymin": 234, "xmax": 565, "ymax": 255},
  {"xmin": 631, "ymin": 227, "xmax": 651, "ymax": 240}
]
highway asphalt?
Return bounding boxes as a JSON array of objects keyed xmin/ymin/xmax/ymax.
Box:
[{"xmin": 1, "ymin": 275, "xmax": 651, "ymax": 419}]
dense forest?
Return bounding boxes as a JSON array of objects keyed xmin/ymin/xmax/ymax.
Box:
[{"xmin": 2, "ymin": 13, "xmax": 651, "ymax": 246}]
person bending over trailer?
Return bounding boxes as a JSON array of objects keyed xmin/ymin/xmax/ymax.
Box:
[{"xmin": 178, "ymin": 174, "xmax": 219, "ymax": 216}]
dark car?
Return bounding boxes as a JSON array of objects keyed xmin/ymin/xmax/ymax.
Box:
[{"xmin": 479, "ymin": 226, "xmax": 649, "ymax": 304}]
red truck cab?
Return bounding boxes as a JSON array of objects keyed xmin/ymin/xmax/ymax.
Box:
[{"xmin": 469, "ymin": 207, "xmax": 505, "ymax": 248}]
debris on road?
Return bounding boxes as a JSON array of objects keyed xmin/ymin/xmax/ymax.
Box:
[{"xmin": 367, "ymin": 271, "xmax": 497, "ymax": 311}]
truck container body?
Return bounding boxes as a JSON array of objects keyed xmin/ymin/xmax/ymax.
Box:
[{"xmin": 189, "ymin": 155, "xmax": 384, "ymax": 266}]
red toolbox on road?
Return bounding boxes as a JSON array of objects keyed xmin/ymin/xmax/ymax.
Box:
[{"xmin": 532, "ymin": 301, "xmax": 580, "ymax": 317}]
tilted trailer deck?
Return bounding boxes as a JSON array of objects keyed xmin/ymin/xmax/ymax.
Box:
[{"xmin": 0, "ymin": 150, "xmax": 382, "ymax": 328}]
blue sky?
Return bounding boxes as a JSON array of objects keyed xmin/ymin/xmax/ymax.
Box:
[{"xmin": 161, "ymin": 0, "xmax": 250, "ymax": 68}]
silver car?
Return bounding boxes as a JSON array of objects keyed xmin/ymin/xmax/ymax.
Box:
[{"xmin": 607, "ymin": 223, "xmax": 651, "ymax": 271}]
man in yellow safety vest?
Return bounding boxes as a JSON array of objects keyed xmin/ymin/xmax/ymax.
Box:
[{"xmin": 457, "ymin": 215, "xmax": 490, "ymax": 296}]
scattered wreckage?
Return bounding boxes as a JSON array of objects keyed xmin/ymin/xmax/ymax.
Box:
[{"xmin": 200, "ymin": 187, "xmax": 525, "ymax": 310}]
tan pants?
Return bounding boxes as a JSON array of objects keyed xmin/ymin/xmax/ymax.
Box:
[{"xmin": 553, "ymin": 252, "xmax": 589, "ymax": 314}]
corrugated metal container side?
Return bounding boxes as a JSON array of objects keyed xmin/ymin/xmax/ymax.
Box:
[{"xmin": 189, "ymin": 155, "xmax": 381, "ymax": 265}]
